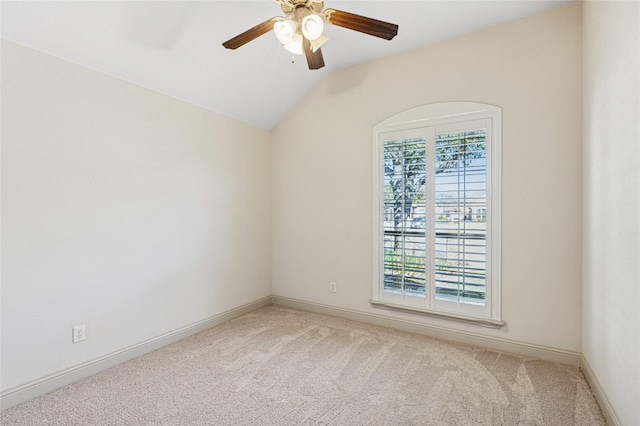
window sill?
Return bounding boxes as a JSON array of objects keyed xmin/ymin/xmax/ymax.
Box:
[{"xmin": 370, "ymin": 300, "xmax": 506, "ymax": 329}]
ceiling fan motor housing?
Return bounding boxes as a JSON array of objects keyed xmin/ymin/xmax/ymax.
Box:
[{"xmin": 277, "ymin": 0, "xmax": 324, "ymax": 15}]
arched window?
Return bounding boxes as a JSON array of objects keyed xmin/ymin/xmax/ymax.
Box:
[{"xmin": 372, "ymin": 102, "xmax": 503, "ymax": 325}]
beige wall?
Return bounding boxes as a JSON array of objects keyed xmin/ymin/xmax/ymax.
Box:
[
  {"xmin": 583, "ymin": 1, "xmax": 640, "ymax": 424},
  {"xmin": 1, "ymin": 40, "xmax": 272, "ymax": 392},
  {"xmin": 272, "ymin": 4, "xmax": 583, "ymax": 352}
]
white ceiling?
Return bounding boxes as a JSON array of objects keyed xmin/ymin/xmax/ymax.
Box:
[{"xmin": 1, "ymin": 1, "xmax": 572, "ymax": 129}]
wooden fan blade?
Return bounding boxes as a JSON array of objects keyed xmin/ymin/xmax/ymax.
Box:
[
  {"xmin": 222, "ymin": 19, "xmax": 276, "ymax": 50},
  {"xmin": 303, "ymin": 38, "xmax": 325, "ymax": 70},
  {"xmin": 325, "ymin": 9, "xmax": 398, "ymax": 40}
]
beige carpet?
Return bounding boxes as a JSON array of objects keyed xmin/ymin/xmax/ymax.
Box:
[{"xmin": 1, "ymin": 305, "xmax": 605, "ymax": 425}]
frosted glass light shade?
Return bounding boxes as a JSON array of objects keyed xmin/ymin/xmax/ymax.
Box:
[
  {"xmin": 283, "ymin": 33, "xmax": 303, "ymax": 55},
  {"xmin": 301, "ymin": 14, "xmax": 324, "ymax": 41},
  {"xmin": 310, "ymin": 34, "xmax": 328, "ymax": 52},
  {"xmin": 274, "ymin": 20, "xmax": 297, "ymax": 45}
]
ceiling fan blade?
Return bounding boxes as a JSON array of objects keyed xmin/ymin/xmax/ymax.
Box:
[
  {"xmin": 325, "ymin": 9, "xmax": 398, "ymax": 40},
  {"xmin": 303, "ymin": 38, "xmax": 325, "ymax": 70},
  {"xmin": 222, "ymin": 19, "xmax": 277, "ymax": 50}
]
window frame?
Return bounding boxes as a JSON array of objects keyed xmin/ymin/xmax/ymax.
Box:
[{"xmin": 372, "ymin": 102, "xmax": 503, "ymax": 326}]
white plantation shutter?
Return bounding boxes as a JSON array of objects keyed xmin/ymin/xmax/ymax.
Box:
[
  {"xmin": 432, "ymin": 120, "xmax": 490, "ymax": 317},
  {"xmin": 382, "ymin": 130, "xmax": 427, "ymax": 300},
  {"xmin": 373, "ymin": 103, "xmax": 502, "ymax": 323}
]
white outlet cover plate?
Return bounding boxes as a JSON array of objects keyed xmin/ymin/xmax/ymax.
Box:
[{"xmin": 72, "ymin": 325, "xmax": 85, "ymax": 343}]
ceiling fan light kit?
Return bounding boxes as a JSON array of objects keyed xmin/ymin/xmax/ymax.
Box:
[{"xmin": 222, "ymin": 0, "xmax": 399, "ymax": 70}]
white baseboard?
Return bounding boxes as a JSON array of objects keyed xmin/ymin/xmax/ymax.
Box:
[
  {"xmin": 0, "ymin": 296, "xmax": 272, "ymax": 411},
  {"xmin": 272, "ymin": 295, "xmax": 581, "ymax": 366},
  {"xmin": 3, "ymin": 295, "xmax": 615, "ymax": 422},
  {"xmin": 580, "ymin": 354, "xmax": 621, "ymax": 426}
]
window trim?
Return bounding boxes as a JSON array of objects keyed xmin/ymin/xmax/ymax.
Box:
[{"xmin": 372, "ymin": 102, "xmax": 503, "ymax": 325}]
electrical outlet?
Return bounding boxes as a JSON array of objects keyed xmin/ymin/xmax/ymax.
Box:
[
  {"xmin": 330, "ymin": 281, "xmax": 337, "ymax": 293},
  {"xmin": 72, "ymin": 325, "xmax": 85, "ymax": 343}
]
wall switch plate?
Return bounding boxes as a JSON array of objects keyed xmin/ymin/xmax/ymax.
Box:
[
  {"xmin": 72, "ymin": 325, "xmax": 85, "ymax": 343},
  {"xmin": 330, "ymin": 281, "xmax": 337, "ymax": 293}
]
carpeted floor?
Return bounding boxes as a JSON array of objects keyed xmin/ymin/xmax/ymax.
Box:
[{"xmin": 1, "ymin": 305, "xmax": 605, "ymax": 425}]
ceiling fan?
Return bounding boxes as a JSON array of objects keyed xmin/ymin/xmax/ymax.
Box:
[{"xmin": 222, "ymin": 0, "xmax": 399, "ymax": 70}]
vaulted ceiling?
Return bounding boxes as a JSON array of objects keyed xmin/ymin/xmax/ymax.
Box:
[{"xmin": 1, "ymin": 1, "xmax": 572, "ymax": 129}]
